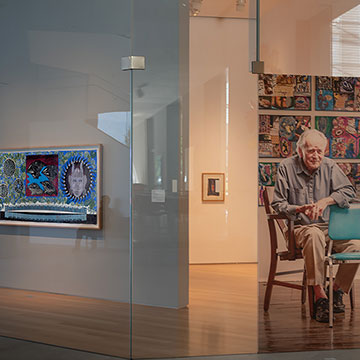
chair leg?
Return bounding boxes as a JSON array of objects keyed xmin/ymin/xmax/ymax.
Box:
[
  {"xmin": 329, "ymin": 262, "xmax": 334, "ymax": 328},
  {"xmin": 264, "ymin": 255, "xmax": 278, "ymax": 311},
  {"xmin": 301, "ymin": 269, "xmax": 307, "ymax": 304},
  {"xmin": 350, "ymin": 284, "xmax": 355, "ymax": 309},
  {"xmin": 308, "ymin": 285, "xmax": 315, "ymax": 319}
]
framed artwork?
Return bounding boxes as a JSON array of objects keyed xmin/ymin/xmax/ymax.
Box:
[
  {"xmin": 0, "ymin": 145, "xmax": 101, "ymax": 229},
  {"xmin": 315, "ymin": 76, "xmax": 360, "ymax": 111},
  {"xmin": 337, "ymin": 162, "xmax": 360, "ymax": 200},
  {"xmin": 259, "ymin": 115, "xmax": 311, "ymax": 157},
  {"xmin": 202, "ymin": 173, "xmax": 225, "ymax": 201},
  {"xmin": 259, "ymin": 162, "xmax": 278, "ymax": 187},
  {"xmin": 258, "ymin": 162, "xmax": 279, "ymax": 206},
  {"xmin": 258, "ymin": 74, "xmax": 311, "ymax": 110},
  {"xmin": 315, "ymin": 116, "xmax": 360, "ymax": 158}
]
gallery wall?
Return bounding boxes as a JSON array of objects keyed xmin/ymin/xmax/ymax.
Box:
[
  {"xmin": 189, "ymin": 1, "xmax": 360, "ymax": 279},
  {"xmin": 0, "ymin": 1, "xmax": 135, "ymax": 301},
  {"xmin": 260, "ymin": 0, "xmax": 360, "ymax": 76},
  {"xmin": 0, "ymin": 0, "xmax": 132, "ymax": 302},
  {"xmin": 258, "ymin": 1, "xmax": 360, "ymax": 281},
  {"xmin": 0, "ymin": 0, "xmax": 188, "ymax": 308},
  {"xmin": 189, "ymin": 17, "xmax": 258, "ymax": 264}
]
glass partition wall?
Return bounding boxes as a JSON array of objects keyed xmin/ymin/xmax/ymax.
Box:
[
  {"xmin": 131, "ymin": 0, "xmax": 258, "ymax": 358},
  {"xmin": 131, "ymin": 1, "xmax": 190, "ymax": 357},
  {"xmin": 0, "ymin": 0, "xmax": 132, "ymax": 358},
  {"xmin": 0, "ymin": 1, "xmax": 262, "ymax": 359}
]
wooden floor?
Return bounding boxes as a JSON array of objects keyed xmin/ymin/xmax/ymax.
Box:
[
  {"xmin": 259, "ymin": 279, "xmax": 360, "ymax": 353},
  {"xmin": 0, "ymin": 264, "xmax": 257, "ymax": 359}
]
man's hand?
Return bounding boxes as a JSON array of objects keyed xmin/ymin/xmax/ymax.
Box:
[
  {"xmin": 296, "ymin": 203, "xmax": 316, "ymax": 219},
  {"xmin": 296, "ymin": 197, "xmax": 335, "ymax": 221}
]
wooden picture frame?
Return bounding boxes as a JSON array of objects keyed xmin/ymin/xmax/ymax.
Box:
[
  {"xmin": 202, "ymin": 173, "xmax": 225, "ymax": 201},
  {"xmin": 0, "ymin": 144, "xmax": 102, "ymax": 229}
]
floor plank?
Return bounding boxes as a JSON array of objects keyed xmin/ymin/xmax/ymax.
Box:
[
  {"xmin": 258, "ymin": 280, "xmax": 360, "ymax": 353},
  {"xmin": 0, "ymin": 264, "xmax": 258, "ymax": 359}
]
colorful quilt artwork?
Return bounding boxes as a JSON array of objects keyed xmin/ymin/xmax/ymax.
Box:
[
  {"xmin": 259, "ymin": 115, "xmax": 311, "ymax": 158},
  {"xmin": 315, "ymin": 116, "xmax": 360, "ymax": 158},
  {"xmin": 258, "ymin": 162, "xmax": 279, "ymax": 206},
  {"xmin": 258, "ymin": 74, "xmax": 311, "ymax": 110},
  {"xmin": 315, "ymin": 76, "xmax": 360, "ymax": 111},
  {"xmin": 0, "ymin": 145, "xmax": 101, "ymax": 228},
  {"xmin": 337, "ymin": 162, "xmax": 360, "ymax": 200}
]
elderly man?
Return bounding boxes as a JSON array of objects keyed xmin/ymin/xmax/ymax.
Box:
[{"xmin": 272, "ymin": 129, "xmax": 360, "ymax": 323}]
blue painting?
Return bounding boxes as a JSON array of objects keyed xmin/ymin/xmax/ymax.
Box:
[
  {"xmin": 315, "ymin": 116, "xmax": 360, "ymax": 159},
  {"xmin": 0, "ymin": 145, "xmax": 101, "ymax": 229},
  {"xmin": 258, "ymin": 162, "xmax": 279, "ymax": 206},
  {"xmin": 315, "ymin": 76, "xmax": 360, "ymax": 111},
  {"xmin": 315, "ymin": 90, "xmax": 334, "ymax": 111}
]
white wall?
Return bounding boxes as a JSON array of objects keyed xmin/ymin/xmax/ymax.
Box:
[
  {"xmin": 260, "ymin": 0, "xmax": 360, "ymax": 76},
  {"xmin": 189, "ymin": 17, "xmax": 258, "ymax": 264},
  {"xmin": 0, "ymin": 0, "xmax": 132, "ymax": 301},
  {"xmin": 0, "ymin": 0, "xmax": 189, "ymax": 309}
]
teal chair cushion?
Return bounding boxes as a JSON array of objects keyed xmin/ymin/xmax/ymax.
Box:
[
  {"xmin": 328, "ymin": 204, "xmax": 360, "ymax": 240},
  {"xmin": 330, "ymin": 253, "xmax": 360, "ymax": 260}
]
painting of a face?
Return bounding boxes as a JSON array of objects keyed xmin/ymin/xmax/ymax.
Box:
[
  {"xmin": 69, "ymin": 164, "xmax": 87, "ymax": 197},
  {"xmin": 65, "ymin": 161, "xmax": 90, "ymax": 199}
]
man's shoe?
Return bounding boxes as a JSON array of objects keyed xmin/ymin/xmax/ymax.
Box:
[
  {"xmin": 326, "ymin": 286, "xmax": 345, "ymax": 313},
  {"xmin": 314, "ymin": 298, "xmax": 329, "ymax": 323}
]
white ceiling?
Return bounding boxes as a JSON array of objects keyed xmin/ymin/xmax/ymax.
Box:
[
  {"xmin": 193, "ymin": 0, "xmax": 360, "ymax": 20},
  {"xmin": 192, "ymin": 0, "xmax": 252, "ymax": 18}
]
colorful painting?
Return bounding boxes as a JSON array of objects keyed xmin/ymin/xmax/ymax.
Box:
[
  {"xmin": 258, "ymin": 162, "xmax": 279, "ymax": 206},
  {"xmin": 315, "ymin": 116, "xmax": 360, "ymax": 158},
  {"xmin": 315, "ymin": 76, "xmax": 360, "ymax": 111},
  {"xmin": 337, "ymin": 162, "xmax": 360, "ymax": 200},
  {"xmin": 258, "ymin": 74, "xmax": 311, "ymax": 110},
  {"xmin": 0, "ymin": 145, "xmax": 101, "ymax": 228},
  {"xmin": 26, "ymin": 154, "xmax": 58, "ymax": 197},
  {"xmin": 259, "ymin": 115, "xmax": 311, "ymax": 158}
]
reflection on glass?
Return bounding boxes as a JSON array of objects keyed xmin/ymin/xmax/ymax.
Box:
[
  {"xmin": 98, "ymin": 112, "xmax": 131, "ymax": 146},
  {"xmin": 0, "ymin": 0, "xmax": 132, "ymax": 358},
  {"xmin": 132, "ymin": 0, "xmax": 258, "ymax": 358}
]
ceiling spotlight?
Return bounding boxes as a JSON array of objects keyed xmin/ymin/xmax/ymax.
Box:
[
  {"xmin": 236, "ymin": 0, "xmax": 246, "ymax": 11},
  {"xmin": 190, "ymin": 0, "xmax": 203, "ymax": 16}
]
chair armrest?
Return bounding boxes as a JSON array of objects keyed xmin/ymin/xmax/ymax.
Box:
[
  {"xmin": 267, "ymin": 213, "xmax": 297, "ymax": 260},
  {"xmin": 267, "ymin": 213, "xmax": 291, "ymax": 221},
  {"xmin": 287, "ymin": 219, "xmax": 296, "ymax": 260}
]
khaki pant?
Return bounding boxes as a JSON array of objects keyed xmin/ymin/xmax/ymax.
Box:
[{"xmin": 294, "ymin": 223, "xmax": 360, "ymax": 293}]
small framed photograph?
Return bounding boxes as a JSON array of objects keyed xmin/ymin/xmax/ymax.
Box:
[{"xmin": 202, "ymin": 173, "xmax": 225, "ymax": 201}]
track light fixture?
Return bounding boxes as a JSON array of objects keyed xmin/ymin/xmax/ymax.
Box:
[
  {"xmin": 236, "ymin": 0, "xmax": 246, "ymax": 11},
  {"xmin": 189, "ymin": 0, "xmax": 203, "ymax": 16}
]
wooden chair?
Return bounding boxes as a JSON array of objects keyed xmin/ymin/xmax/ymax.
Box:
[
  {"xmin": 263, "ymin": 187, "xmax": 355, "ymax": 320},
  {"xmin": 262, "ymin": 187, "xmax": 313, "ymax": 316}
]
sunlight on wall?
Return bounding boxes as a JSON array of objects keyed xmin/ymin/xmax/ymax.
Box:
[{"xmin": 332, "ymin": 5, "xmax": 360, "ymax": 76}]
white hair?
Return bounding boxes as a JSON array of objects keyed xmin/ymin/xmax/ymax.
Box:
[{"xmin": 296, "ymin": 129, "xmax": 327, "ymax": 157}]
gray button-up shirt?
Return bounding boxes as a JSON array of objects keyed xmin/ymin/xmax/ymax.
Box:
[{"xmin": 271, "ymin": 155, "xmax": 355, "ymax": 225}]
